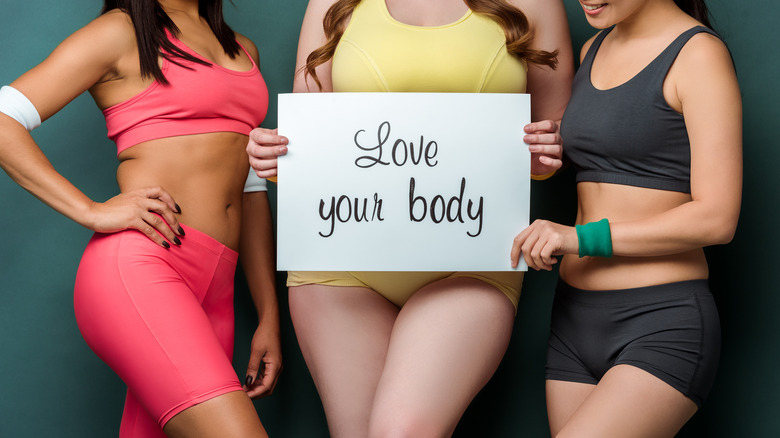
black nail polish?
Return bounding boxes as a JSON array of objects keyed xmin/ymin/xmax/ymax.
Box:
[
  {"xmin": 178, "ymin": 226, "xmax": 185, "ymax": 236},
  {"xmin": 245, "ymin": 375, "xmax": 254, "ymax": 387},
  {"xmin": 162, "ymin": 241, "xmax": 170, "ymax": 249},
  {"xmin": 175, "ymin": 203, "xmax": 182, "ymax": 214},
  {"xmin": 173, "ymin": 237, "xmax": 181, "ymax": 245}
]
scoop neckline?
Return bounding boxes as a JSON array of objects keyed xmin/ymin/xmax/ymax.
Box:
[
  {"xmin": 380, "ymin": 0, "xmax": 472, "ymax": 29},
  {"xmin": 587, "ymin": 25, "xmax": 706, "ymax": 92}
]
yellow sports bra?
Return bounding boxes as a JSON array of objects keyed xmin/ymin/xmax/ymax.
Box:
[{"xmin": 332, "ymin": 0, "xmax": 527, "ymax": 93}]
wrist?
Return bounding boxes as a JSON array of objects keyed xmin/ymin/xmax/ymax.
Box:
[
  {"xmin": 73, "ymin": 199, "xmax": 100, "ymax": 231},
  {"xmin": 255, "ymin": 303, "xmax": 280, "ymax": 324},
  {"xmin": 575, "ymin": 218, "xmax": 613, "ymax": 258}
]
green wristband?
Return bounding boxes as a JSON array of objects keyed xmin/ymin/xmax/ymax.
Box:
[{"xmin": 575, "ymin": 218, "xmax": 613, "ymax": 258}]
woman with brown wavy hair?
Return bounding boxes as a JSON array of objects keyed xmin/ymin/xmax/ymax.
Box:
[{"xmin": 247, "ymin": 0, "xmax": 572, "ymax": 436}]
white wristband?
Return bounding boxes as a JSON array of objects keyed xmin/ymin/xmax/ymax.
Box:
[
  {"xmin": 0, "ymin": 86, "xmax": 41, "ymax": 131},
  {"xmin": 243, "ymin": 168, "xmax": 268, "ymax": 193}
]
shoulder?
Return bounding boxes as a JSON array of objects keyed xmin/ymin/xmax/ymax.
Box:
[
  {"xmin": 34, "ymin": 9, "xmax": 136, "ymax": 74},
  {"xmin": 52, "ymin": 9, "xmax": 136, "ymax": 64},
  {"xmin": 302, "ymin": 0, "xmax": 347, "ymax": 29},
  {"xmin": 305, "ymin": 0, "xmax": 343, "ymax": 19},
  {"xmin": 81, "ymin": 9, "xmax": 136, "ymax": 51},
  {"xmin": 298, "ymin": 0, "xmax": 343, "ymax": 42},
  {"xmin": 235, "ymin": 32, "xmax": 260, "ymax": 64},
  {"xmin": 307, "ymin": 0, "xmax": 342, "ymax": 11},
  {"xmin": 8, "ymin": 9, "xmax": 138, "ymax": 119},
  {"xmin": 668, "ymin": 28, "xmax": 739, "ymax": 109},
  {"xmin": 672, "ymin": 29, "xmax": 735, "ymax": 88},
  {"xmin": 677, "ymin": 30, "xmax": 732, "ymax": 68}
]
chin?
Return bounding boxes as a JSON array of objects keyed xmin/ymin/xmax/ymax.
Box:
[{"xmin": 584, "ymin": 16, "xmax": 614, "ymax": 29}]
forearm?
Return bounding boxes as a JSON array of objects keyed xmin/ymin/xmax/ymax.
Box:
[
  {"xmin": 0, "ymin": 116, "xmax": 96, "ymax": 228},
  {"xmin": 609, "ymin": 200, "xmax": 740, "ymax": 257},
  {"xmin": 239, "ymin": 191, "xmax": 279, "ymax": 323}
]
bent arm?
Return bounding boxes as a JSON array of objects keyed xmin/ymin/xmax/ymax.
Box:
[
  {"xmin": 0, "ymin": 114, "xmax": 99, "ymax": 227},
  {"xmin": 1, "ymin": 15, "xmax": 125, "ymax": 227},
  {"xmin": 0, "ymin": 13, "xmax": 182, "ymax": 245},
  {"xmin": 512, "ymin": 35, "xmax": 741, "ymax": 269},
  {"xmin": 609, "ymin": 36, "xmax": 742, "ymax": 255}
]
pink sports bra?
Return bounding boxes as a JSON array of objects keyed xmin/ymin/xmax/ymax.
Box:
[{"xmin": 103, "ymin": 32, "xmax": 268, "ymax": 154}]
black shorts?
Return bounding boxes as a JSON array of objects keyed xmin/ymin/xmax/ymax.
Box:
[{"xmin": 545, "ymin": 279, "xmax": 721, "ymax": 407}]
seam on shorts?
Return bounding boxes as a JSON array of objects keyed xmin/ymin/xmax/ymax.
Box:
[
  {"xmin": 158, "ymin": 384, "xmax": 243, "ymax": 427},
  {"xmin": 545, "ymin": 372, "xmax": 599, "ymax": 385},
  {"xmin": 115, "ymin": 232, "xmax": 195, "ymax": 413},
  {"xmin": 545, "ymin": 328, "xmax": 596, "ymax": 384},
  {"xmin": 614, "ymin": 360, "xmax": 701, "ymax": 408},
  {"xmin": 688, "ymin": 292, "xmax": 707, "ymax": 406},
  {"xmin": 286, "ymin": 271, "xmax": 369, "ymax": 289}
]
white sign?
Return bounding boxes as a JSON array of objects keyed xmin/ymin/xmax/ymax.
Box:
[{"xmin": 277, "ymin": 92, "xmax": 529, "ymax": 271}]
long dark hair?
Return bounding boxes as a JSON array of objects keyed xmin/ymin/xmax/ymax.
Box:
[
  {"xmin": 675, "ymin": 0, "xmax": 712, "ymax": 28},
  {"xmin": 304, "ymin": 0, "xmax": 559, "ymax": 90},
  {"xmin": 101, "ymin": 0, "xmax": 240, "ymax": 84}
]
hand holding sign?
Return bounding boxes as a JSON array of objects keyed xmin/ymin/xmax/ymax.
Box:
[
  {"xmin": 246, "ymin": 127, "xmax": 288, "ymax": 181},
  {"xmin": 277, "ymin": 92, "xmax": 530, "ymax": 272}
]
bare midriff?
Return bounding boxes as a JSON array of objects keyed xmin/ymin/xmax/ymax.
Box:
[
  {"xmin": 559, "ymin": 182, "xmax": 709, "ymax": 291},
  {"xmin": 117, "ymin": 131, "xmax": 250, "ymax": 251}
]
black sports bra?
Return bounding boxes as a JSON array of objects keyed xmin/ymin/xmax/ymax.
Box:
[{"xmin": 561, "ymin": 26, "xmax": 719, "ymax": 194}]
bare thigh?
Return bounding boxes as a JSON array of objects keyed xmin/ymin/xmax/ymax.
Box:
[
  {"xmin": 546, "ymin": 379, "xmax": 595, "ymax": 436},
  {"xmin": 369, "ymin": 277, "xmax": 516, "ymax": 438},
  {"xmin": 289, "ymin": 284, "xmax": 400, "ymax": 438},
  {"xmin": 163, "ymin": 390, "xmax": 266, "ymax": 438},
  {"xmin": 548, "ymin": 365, "xmax": 698, "ymax": 438}
]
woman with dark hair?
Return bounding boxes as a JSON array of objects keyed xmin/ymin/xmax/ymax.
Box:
[
  {"xmin": 246, "ymin": 0, "xmax": 573, "ymax": 436},
  {"xmin": 511, "ymin": 0, "xmax": 740, "ymax": 435},
  {"xmin": 0, "ymin": 1, "xmax": 279, "ymax": 436}
]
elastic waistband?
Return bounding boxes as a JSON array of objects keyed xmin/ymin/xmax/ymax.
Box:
[
  {"xmin": 178, "ymin": 224, "xmax": 238, "ymax": 265},
  {"xmin": 555, "ymin": 279, "xmax": 711, "ymax": 306}
]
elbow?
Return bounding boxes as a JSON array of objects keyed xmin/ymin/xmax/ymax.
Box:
[
  {"xmin": 711, "ymin": 228, "xmax": 736, "ymax": 246},
  {"xmin": 694, "ymin": 198, "xmax": 741, "ymax": 246},
  {"xmin": 705, "ymin": 217, "xmax": 739, "ymax": 246}
]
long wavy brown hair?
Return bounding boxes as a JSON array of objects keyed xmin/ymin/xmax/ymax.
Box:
[{"xmin": 303, "ymin": 0, "xmax": 559, "ymax": 90}]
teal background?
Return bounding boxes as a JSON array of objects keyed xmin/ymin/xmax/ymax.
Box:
[{"xmin": 0, "ymin": 1, "xmax": 777, "ymax": 436}]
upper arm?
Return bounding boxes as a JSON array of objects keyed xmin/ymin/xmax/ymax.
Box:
[
  {"xmin": 292, "ymin": 0, "xmax": 341, "ymax": 93},
  {"xmin": 9, "ymin": 11, "xmax": 133, "ymax": 122},
  {"xmin": 674, "ymin": 34, "xmax": 742, "ymax": 222},
  {"xmin": 511, "ymin": 0, "xmax": 574, "ymax": 122}
]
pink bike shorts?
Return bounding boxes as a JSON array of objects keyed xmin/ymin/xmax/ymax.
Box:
[{"xmin": 74, "ymin": 224, "xmax": 243, "ymax": 437}]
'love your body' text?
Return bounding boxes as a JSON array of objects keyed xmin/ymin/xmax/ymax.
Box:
[{"xmin": 318, "ymin": 121, "xmax": 485, "ymax": 238}]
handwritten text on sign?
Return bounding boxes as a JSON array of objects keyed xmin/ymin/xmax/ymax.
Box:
[{"xmin": 277, "ymin": 93, "xmax": 530, "ymax": 271}]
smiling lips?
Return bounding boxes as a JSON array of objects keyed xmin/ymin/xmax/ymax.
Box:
[{"xmin": 581, "ymin": 2, "xmax": 607, "ymax": 15}]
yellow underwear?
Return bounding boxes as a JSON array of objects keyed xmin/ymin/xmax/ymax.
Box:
[{"xmin": 287, "ymin": 271, "xmax": 523, "ymax": 309}]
